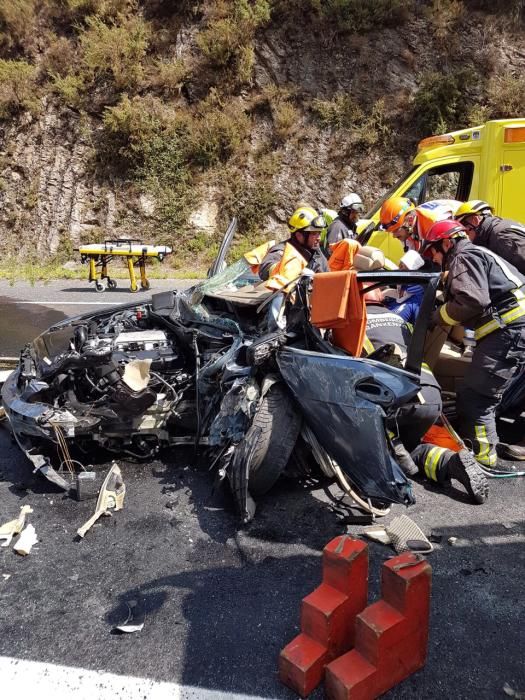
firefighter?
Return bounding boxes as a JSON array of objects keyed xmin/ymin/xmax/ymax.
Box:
[
  {"xmin": 455, "ymin": 200, "xmax": 525, "ymax": 275},
  {"xmin": 361, "ymin": 288, "xmax": 488, "ymax": 501},
  {"xmin": 422, "ymin": 219, "xmax": 525, "ymax": 472},
  {"xmin": 379, "ymin": 197, "xmax": 461, "ymax": 253},
  {"xmin": 259, "ymin": 206, "xmax": 328, "ymax": 281},
  {"xmin": 322, "ymin": 193, "xmax": 364, "ymax": 256}
]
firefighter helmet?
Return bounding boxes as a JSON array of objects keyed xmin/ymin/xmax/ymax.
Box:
[
  {"xmin": 421, "ymin": 219, "xmax": 467, "ymax": 257},
  {"xmin": 455, "ymin": 200, "xmax": 493, "ymax": 221},
  {"xmin": 288, "ymin": 206, "xmax": 321, "ymax": 233},
  {"xmin": 379, "ymin": 197, "xmax": 415, "ymax": 231},
  {"xmin": 340, "ymin": 193, "xmax": 364, "ymax": 212}
]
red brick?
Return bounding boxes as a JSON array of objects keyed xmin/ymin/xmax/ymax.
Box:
[
  {"xmin": 354, "ymin": 600, "xmax": 406, "ymax": 665},
  {"xmin": 325, "ymin": 650, "xmax": 376, "ymax": 700},
  {"xmin": 325, "ymin": 552, "xmax": 432, "ymax": 699},
  {"xmin": 381, "ymin": 554, "xmax": 432, "ymax": 625},
  {"xmin": 279, "ymin": 633, "xmax": 329, "ymax": 698},
  {"xmin": 301, "ymin": 583, "xmax": 350, "ymax": 655},
  {"xmin": 323, "ymin": 537, "xmax": 369, "ymax": 599}
]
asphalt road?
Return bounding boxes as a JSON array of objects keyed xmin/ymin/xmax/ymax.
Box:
[{"xmin": 0, "ymin": 281, "xmax": 524, "ymax": 699}]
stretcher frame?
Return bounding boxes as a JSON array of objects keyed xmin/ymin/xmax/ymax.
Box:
[{"xmin": 79, "ymin": 240, "xmax": 172, "ymax": 293}]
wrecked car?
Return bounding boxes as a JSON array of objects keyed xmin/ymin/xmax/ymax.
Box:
[{"xmin": 3, "ymin": 223, "xmax": 523, "ymax": 521}]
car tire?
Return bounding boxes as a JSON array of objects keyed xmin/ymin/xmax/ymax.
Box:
[{"xmin": 247, "ymin": 383, "xmax": 302, "ymax": 496}]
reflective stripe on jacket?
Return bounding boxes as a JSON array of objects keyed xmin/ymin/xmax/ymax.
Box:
[{"xmin": 439, "ymin": 239, "xmax": 525, "ymax": 340}]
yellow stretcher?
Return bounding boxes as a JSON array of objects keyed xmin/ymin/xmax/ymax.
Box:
[{"xmin": 79, "ymin": 240, "xmax": 172, "ymax": 292}]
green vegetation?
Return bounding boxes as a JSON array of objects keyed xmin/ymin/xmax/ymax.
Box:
[
  {"xmin": 0, "ymin": 59, "xmax": 39, "ymax": 117},
  {"xmin": 0, "ymin": 0, "xmax": 523, "ymax": 274}
]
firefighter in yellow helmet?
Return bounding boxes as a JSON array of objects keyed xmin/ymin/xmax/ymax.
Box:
[
  {"xmin": 455, "ymin": 200, "xmax": 525, "ymax": 275},
  {"xmin": 258, "ymin": 206, "xmax": 329, "ymax": 281}
]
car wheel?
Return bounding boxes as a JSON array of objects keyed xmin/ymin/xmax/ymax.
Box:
[{"xmin": 247, "ymin": 383, "xmax": 302, "ymax": 496}]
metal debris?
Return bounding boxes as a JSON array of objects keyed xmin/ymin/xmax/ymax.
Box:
[
  {"xmin": 77, "ymin": 463, "xmax": 125, "ymax": 538},
  {"xmin": 112, "ymin": 598, "xmax": 145, "ymax": 634}
]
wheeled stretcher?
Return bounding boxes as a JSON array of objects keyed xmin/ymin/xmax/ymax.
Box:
[{"xmin": 79, "ymin": 240, "xmax": 172, "ymax": 292}]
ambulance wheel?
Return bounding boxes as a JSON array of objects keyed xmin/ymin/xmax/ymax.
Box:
[
  {"xmin": 140, "ymin": 280, "xmax": 150, "ymax": 291},
  {"xmin": 129, "ymin": 284, "xmax": 139, "ymax": 293},
  {"xmin": 107, "ymin": 279, "xmax": 117, "ymax": 289},
  {"xmin": 95, "ymin": 281, "xmax": 106, "ymax": 293}
]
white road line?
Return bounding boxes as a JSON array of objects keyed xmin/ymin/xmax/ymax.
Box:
[
  {"xmin": 0, "ymin": 656, "xmax": 274, "ymax": 700},
  {"xmin": 11, "ymin": 300, "xmax": 130, "ymax": 305}
]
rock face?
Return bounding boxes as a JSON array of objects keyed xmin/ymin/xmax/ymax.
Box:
[{"xmin": 0, "ymin": 11, "xmax": 523, "ymax": 260}]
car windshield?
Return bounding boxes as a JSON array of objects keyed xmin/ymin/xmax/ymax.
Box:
[{"xmin": 189, "ymin": 258, "xmax": 260, "ymax": 305}]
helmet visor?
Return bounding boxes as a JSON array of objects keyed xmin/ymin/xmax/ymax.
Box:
[{"xmin": 303, "ymin": 215, "xmax": 326, "ymax": 232}]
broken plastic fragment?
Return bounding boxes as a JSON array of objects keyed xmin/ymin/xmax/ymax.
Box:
[
  {"xmin": 0, "ymin": 505, "xmax": 33, "ymax": 547},
  {"xmin": 112, "ymin": 599, "xmax": 145, "ymax": 634},
  {"xmin": 77, "ymin": 463, "xmax": 125, "ymax": 538},
  {"xmin": 13, "ymin": 524, "xmax": 38, "ymax": 556},
  {"xmin": 363, "ymin": 526, "xmax": 392, "ymax": 545},
  {"xmin": 122, "ymin": 359, "xmax": 152, "ymax": 392}
]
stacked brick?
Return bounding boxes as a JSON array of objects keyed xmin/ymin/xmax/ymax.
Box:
[{"xmin": 279, "ymin": 537, "xmax": 431, "ymax": 699}]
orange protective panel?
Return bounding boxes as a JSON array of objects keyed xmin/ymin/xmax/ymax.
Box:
[
  {"xmin": 329, "ymin": 239, "xmax": 361, "ymax": 271},
  {"xmin": 311, "ymin": 270, "xmax": 367, "ymax": 356},
  {"xmin": 310, "ymin": 271, "xmax": 352, "ymax": 328}
]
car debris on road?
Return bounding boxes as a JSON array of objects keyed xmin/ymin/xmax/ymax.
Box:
[
  {"xmin": 77, "ymin": 463, "xmax": 125, "ymax": 538},
  {"xmin": 0, "ymin": 505, "xmax": 33, "ymax": 547}
]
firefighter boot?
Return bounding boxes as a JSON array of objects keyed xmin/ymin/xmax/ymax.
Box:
[
  {"xmin": 411, "ymin": 444, "xmax": 489, "ymax": 504},
  {"xmin": 445, "ymin": 449, "xmax": 489, "ymax": 504},
  {"xmin": 392, "ymin": 437, "xmax": 419, "ymax": 477}
]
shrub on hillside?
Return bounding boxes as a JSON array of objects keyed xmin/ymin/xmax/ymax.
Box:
[
  {"xmin": 272, "ymin": 0, "xmax": 413, "ymax": 33},
  {"xmin": 0, "ymin": 59, "xmax": 39, "ymax": 118},
  {"xmin": 0, "ymin": 0, "xmax": 37, "ymax": 51},
  {"xmin": 196, "ymin": 0, "xmax": 271, "ymax": 84},
  {"xmin": 311, "ymin": 93, "xmax": 364, "ymax": 130},
  {"xmin": 145, "ymin": 58, "xmax": 188, "ymax": 96},
  {"xmin": 411, "ymin": 69, "xmax": 482, "ymax": 135},
  {"xmin": 485, "ymin": 73, "xmax": 525, "ymax": 117},
  {"xmin": 79, "ymin": 12, "xmax": 150, "ymax": 90},
  {"xmin": 183, "ymin": 91, "xmax": 251, "ymax": 167}
]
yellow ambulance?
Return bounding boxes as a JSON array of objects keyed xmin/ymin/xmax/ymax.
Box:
[{"xmin": 361, "ymin": 118, "xmax": 525, "ymax": 262}]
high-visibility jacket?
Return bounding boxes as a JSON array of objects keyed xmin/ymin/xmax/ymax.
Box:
[{"xmin": 259, "ymin": 238, "xmax": 328, "ymax": 282}]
